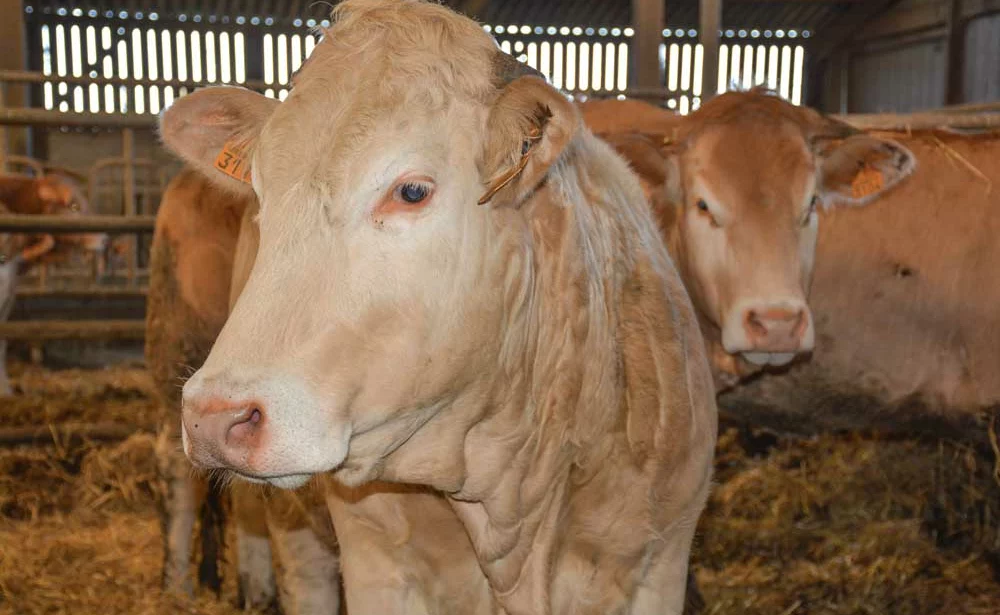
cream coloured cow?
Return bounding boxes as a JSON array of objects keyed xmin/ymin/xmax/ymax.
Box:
[
  {"xmin": 159, "ymin": 1, "xmax": 717, "ymax": 614},
  {"xmin": 146, "ymin": 168, "xmax": 340, "ymax": 613}
]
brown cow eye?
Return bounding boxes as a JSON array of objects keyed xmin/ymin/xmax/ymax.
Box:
[
  {"xmin": 802, "ymin": 195, "xmax": 819, "ymax": 226},
  {"xmin": 696, "ymin": 199, "xmax": 709, "ymax": 213}
]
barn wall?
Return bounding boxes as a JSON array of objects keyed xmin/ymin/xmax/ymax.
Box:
[
  {"xmin": 963, "ymin": 12, "xmax": 1000, "ymax": 103},
  {"xmin": 848, "ymin": 41, "xmax": 946, "ymax": 113},
  {"xmin": 814, "ymin": 0, "xmax": 1000, "ymax": 113}
]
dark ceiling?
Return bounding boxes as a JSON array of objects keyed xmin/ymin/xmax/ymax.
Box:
[{"xmin": 25, "ymin": 0, "xmax": 867, "ymax": 32}]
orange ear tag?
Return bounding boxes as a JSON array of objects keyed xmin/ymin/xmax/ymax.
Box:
[
  {"xmin": 214, "ymin": 140, "xmax": 253, "ymax": 185},
  {"xmin": 850, "ymin": 166, "xmax": 885, "ymax": 200}
]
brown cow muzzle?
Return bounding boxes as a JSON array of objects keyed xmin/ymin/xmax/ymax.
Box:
[{"xmin": 722, "ymin": 299, "xmax": 814, "ymax": 366}]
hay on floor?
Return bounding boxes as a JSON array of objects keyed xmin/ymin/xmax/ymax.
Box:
[{"xmin": 2, "ymin": 363, "xmax": 999, "ymax": 614}]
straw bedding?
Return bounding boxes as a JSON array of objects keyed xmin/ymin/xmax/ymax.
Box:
[{"xmin": 1, "ymin": 363, "xmax": 998, "ymax": 614}]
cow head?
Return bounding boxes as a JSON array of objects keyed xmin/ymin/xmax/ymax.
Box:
[
  {"xmin": 649, "ymin": 91, "xmax": 915, "ymax": 367},
  {"xmin": 161, "ymin": 0, "xmax": 579, "ymax": 488},
  {"xmin": 36, "ymin": 174, "xmax": 108, "ymax": 254}
]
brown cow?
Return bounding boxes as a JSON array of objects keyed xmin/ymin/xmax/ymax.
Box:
[
  {"xmin": 0, "ymin": 173, "xmax": 107, "ymax": 262},
  {"xmin": 590, "ymin": 90, "xmax": 916, "ymax": 386},
  {"xmin": 161, "ymin": 2, "xmax": 717, "ymax": 614},
  {"xmin": 595, "ymin": 92, "xmax": 1000, "ymax": 444},
  {"xmin": 578, "ymin": 97, "xmax": 680, "ymax": 136},
  {"xmin": 718, "ymin": 128, "xmax": 1000, "ymax": 441},
  {"xmin": 145, "ymin": 169, "xmax": 339, "ymax": 613}
]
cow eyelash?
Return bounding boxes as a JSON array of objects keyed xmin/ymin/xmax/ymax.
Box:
[
  {"xmin": 389, "ymin": 178, "xmax": 436, "ymax": 207},
  {"xmin": 695, "ymin": 199, "xmax": 721, "ymax": 228},
  {"xmin": 395, "ymin": 182, "xmax": 433, "ymax": 205},
  {"xmin": 802, "ymin": 195, "xmax": 819, "ymax": 226}
]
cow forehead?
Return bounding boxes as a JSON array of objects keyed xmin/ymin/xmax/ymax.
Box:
[
  {"xmin": 253, "ymin": 25, "xmax": 496, "ymax": 200},
  {"xmin": 688, "ymin": 121, "xmax": 815, "ymax": 211}
]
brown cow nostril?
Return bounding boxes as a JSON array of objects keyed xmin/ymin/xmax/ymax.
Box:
[{"xmin": 745, "ymin": 311, "xmax": 768, "ymax": 338}]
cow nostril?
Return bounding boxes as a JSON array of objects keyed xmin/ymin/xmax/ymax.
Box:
[
  {"xmin": 792, "ymin": 310, "xmax": 808, "ymax": 340},
  {"xmin": 226, "ymin": 405, "xmax": 264, "ymax": 446},
  {"xmin": 745, "ymin": 310, "xmax": 768, "ymax": 338}
]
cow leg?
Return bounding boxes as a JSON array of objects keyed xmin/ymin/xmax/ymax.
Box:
[
  {"xmin": 0, "ymin": 260, "xmax": 17, "ymax": 397},
  {"xmin": 327, "ymin": 486, "xmax": 431, "ymax": 615},
  {"xmin": 266, "ymin": 490, "xmax": 341, "ymax": 615},
  {"xmin": 231, "ymin": 482, "xmax": 278, "ymax": 610},
  {"xmin": 324, "ymin": 483, "xmax": 498, "ymax": 615},
  {"xmin": 155, "ymin": 423, "xmax": 201, "ymax": 596},
  {"xmin": 629, "ymin": 526, "xmax": 698, "ymax": 615},
  {"xmin": 197, "ymin": 477, "xmax": 226, "ymax": 594},
  {"xmin": 0, "ymin": 340, "xmax": 11, "ymax": 397},
  {"xmin": 682, "ymin": 570, "xmax": 706, "ymax": 615}
]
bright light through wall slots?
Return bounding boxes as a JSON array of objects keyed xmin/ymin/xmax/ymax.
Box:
[{"xmin": 38, "ymin": 21, "xmax": 804, "ymax": 115}]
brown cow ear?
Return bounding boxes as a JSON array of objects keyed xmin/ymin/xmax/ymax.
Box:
[
  {"xmin": 657, "ymin": 138, "xmax": 685, "ymax": 207},
  {"xmin": 479, "ymin": 76, "xmax": 578, "ymax": 208},
  {"xmin": 159, "ymin": 86, "xmax": 278, "ymax": 196},
  {"xmin": 814, "ymin": 134, "xmax": 916, "ymax": 207}
]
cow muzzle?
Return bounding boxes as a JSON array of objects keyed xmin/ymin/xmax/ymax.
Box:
[
  {"xmin": 180, "ymin": 391, "xmax": 267, "ymax": 470},
  {"xmin": 721, "ymin": 298, "xmax": 814, "ymax": 366},
  {"xmin": 180, "ymin": 370, "xmax": 344, "ymax": 489}
]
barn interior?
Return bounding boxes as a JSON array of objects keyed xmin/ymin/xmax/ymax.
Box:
[{"xmin": 1, "ymin": 0, "xmax": 999, "ymax": 613}]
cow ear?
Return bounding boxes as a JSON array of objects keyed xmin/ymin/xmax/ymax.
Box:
[
  {"xmin": 598, "ymin": 131, "xmax": 683, "ymax": 232},
  {"xmin": 657, "ymin": 138, "xmax": 685, "ymax": 206},
  {"xmin": 814, "ymin": 134, "xmax": 915, "ymax": 207},
  {"xmin": 479, "ymin": 76, "xmax": 579, "ymax": 208},
  {"xmin": 159, "ymin": 86, "xmax": 278, "ymax": 196}
]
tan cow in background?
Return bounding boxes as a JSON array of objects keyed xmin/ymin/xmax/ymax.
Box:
[
  {"xmin": 0, "ymin": 173, "xmax": 108, "ymax": 266},
  {"xmin": 719, "ymin": 128, "xmax": 1000, "ymax": 440},
  {"xmin": 594, "ymin": 90, "xmax": 1000, "ymax": 444},
  {"xmin": 590, "ymin": 89, "xmax": 916, "ymax": 384},
  {"xmin": 161, "ymin": 1, "xmax": 717, "ymax": 614},
  {"xmin": 578, "ymin": 96, "xmax": 681, "ymax": 135}
]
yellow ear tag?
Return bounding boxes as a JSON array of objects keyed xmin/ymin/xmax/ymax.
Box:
[
  {"xmin": 850, "ymin": 165, "xmax": 885, "ymax": 200},
  {"xmin": 214, "ymin": 140, "xmax": 253, "ymax": 185},
  {"xmin": 478, "ymin": 126, "xmax": 543, "ymax": 206}
]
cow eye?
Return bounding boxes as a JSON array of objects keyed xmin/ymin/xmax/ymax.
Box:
[
  {"xmin": 397, "ymin": 182, "xmax": 431, "ymax": 204},
  {"xmin": 802, "ymin": 195, "xmax": 819, "ymax": 226},
  {"xmin": 694, "ymin": 199, "xmax": 721, "ymax": 227}
]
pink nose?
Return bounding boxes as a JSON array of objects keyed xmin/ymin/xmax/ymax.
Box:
[
  {"xmin": 182, "ymin": 395, "xmax": 265, "ymax": 469},
  {"xmin": 742, "ymin": 307, "xmax": 809, "ymax": 352}
]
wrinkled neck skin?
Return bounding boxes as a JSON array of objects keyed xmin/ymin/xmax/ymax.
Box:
[
  {"xmin": 663, "ymin": 223, "xmax": 759, "ymax": 393},
  {"xmin": 336, "ymin": 135, "xmax": 676, "ymax": 614}
]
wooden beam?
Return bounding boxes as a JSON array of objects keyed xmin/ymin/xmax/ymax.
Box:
[
  {"xmin": 631, "ymin": 0, "xmax": 666, "ymax": 89},
  {"xmin": 0, "ymin": 319, "xmax": 146, "ymax": 341},
  {"xmin": 943, "ymin": 0, "xmax": 966, "ymax": 105},
  {"xmin": 700, "ymin": 0, "xmax": 722, "ymax": 99},
  {"xmin": 0, "ymin": 0, "xmax": 28, "ymax": 162}
]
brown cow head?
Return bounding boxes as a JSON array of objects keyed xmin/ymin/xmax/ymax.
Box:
[
  {"xmin": 36, "ymin": 174, "xmax": 108, "ymax": 254},
  {"xmin": 614, "ymin": 91, "xmax": 915, "ymax": 368}
]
